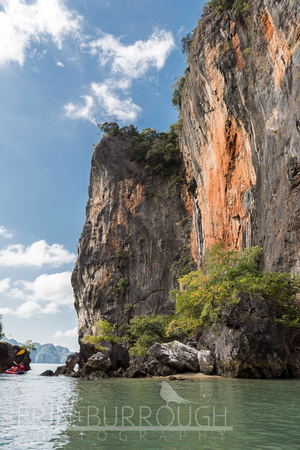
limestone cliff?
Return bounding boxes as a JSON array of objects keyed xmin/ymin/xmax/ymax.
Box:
[
  {"xmin": 181, "ymin": 0, "xmax": 299, "ymax": 274},
  {"xmin": 73, "ymin": 0, "xmax": 299, "ymax": 340},
  {"xmin": 72, "ymin": 136, "xmax": 195, "ymax": 338}
]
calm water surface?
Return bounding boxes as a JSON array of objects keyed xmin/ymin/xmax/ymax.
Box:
[{"xmin": 0, "ymin": 363, "xmax": 299, "ymax": 449}]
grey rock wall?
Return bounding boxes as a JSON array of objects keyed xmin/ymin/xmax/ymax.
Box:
[{"xmin": 72, "ymin": 136, "xmax": 195, "ymax": 338}]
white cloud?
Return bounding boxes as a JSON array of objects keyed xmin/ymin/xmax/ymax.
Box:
[
  {"xmin": 91, "ymin": 82, "xmax": 141, "ymax": 122},
  {"xmin": 0, "ymin": 239, "xmax": 76, "ymax": 267},
  {"xmin": 0, "ymin": 278, "xmax": 10, "ymax": 293},
  {"xmin": 65, "ymin": 28, "xmax": 175, "ymax": 124},
  {"xmin": 16, "ymin": 271, "xmax": 74, "ymax": 305},
  {"xmin": 15, "ymin": 300, "xmax": 43, "ymax": 318},
  {"xmin": 53, "ymin": 326, "xmax": 77, "ymax": 338},
  {"xmin": 57, "ymin": 61, "xmax": 64, "ymax": 67},
  {"xmin": 0, "ymin": 0, "xmax": 82, "ymax": 66},
  {"xmin": 87, "ymin": 28, "xmax": 175, "ymax": 79},
  {"xmin": 0, "ymin": 307, "xmax": 12, "ymax": 315},
  {"xmin": 65, "ymin": 82, "xmax": 141, "ymax": 124},
  {"xmin": 0, "ymin": 226, "xmax": 13, "ymax": 239},
  {"xmin": 0, "ymin": 271, "xmax": 73, "ymax": 318},
  {"xmin": 14, "ymin": 300, "xmax": 59, "ymax": 318},
  {"xmin": 64, "ymin": 95, "xmax": 95, "ymax": 123}
]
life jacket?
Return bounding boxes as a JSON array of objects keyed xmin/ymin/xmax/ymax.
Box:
[{"xmin": 12, "ymin": 366, "xmax": 17, "ymax": 372}]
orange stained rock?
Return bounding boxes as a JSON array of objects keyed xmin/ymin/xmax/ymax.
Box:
[
  {"xmin": 232, "ymin": 33, "xmax": 245, "ymax": 70},
  {"xmin": 184, "ymin": 191, "xmax": 194, "ymax": 217},
  {"xmin": 123, "ymin": 180, "xmax": 143, "ymax": 213},
  {"xmin": 230, "ymin": 20, "xmax": 235, "ymax": 34},
  {"xmin": 205, "ymin": 43, "xmax": 224, "ymax": 103},
  {"xmin": 260, "ymin": 8, "xmax": 296, "ymax": 87},
  {"xmin": 185, "ymin": 33, "xmax": 258, "ymax": 253},
  {"xmin": 107, "ymin": 234, "xmax": 119, "ymax": 251},
  {"xmin": 195, "ymin": 111, "xmax": 256, "ymax": 252},
  {"xmin": 109, "ymin": 181, "xmax": 128, "ymax": 227}
]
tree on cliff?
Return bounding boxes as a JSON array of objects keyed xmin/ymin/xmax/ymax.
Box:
[
  {"xmin": 205, "ymin": 0, "xmax": 251, "ymax": 16},
  {"xmin": 168, "ymin": 244, "xmax": 300, "ymax": 336},
  {"xmin": 98, "ymin": 121, "xmax": 182, "ymax": 176}
]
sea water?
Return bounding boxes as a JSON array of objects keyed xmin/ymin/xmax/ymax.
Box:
[{"xmin": 0, "ymin": 363, "xmax": 299, "ymax": 449}]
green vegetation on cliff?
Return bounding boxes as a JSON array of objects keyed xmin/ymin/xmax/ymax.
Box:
[
  {"xmin": 169, "ymin": 244, "xmax": 300, "ymax": 336},
  {"xmin": 205, "ymin": 0, "xmax": 251, "ymax": 15},
  {"xmin": 121, "ymin": 245, "xmax": 300, "ymax": 356},
  {"xmin": 123, "ymin": 314, "xmax": 174, "ymax": 357},
  {"xmin": 20, "ymin": 340, "xmax": 36, "ymax": 353},
  {"xmin": 98, "ymin": 121, "xmax": 182, "ymax": 176},
  {"xmin": 84, "ymin": 319, "xmax": 121, "ymax": 351},
  {"xmin": 171, "ymin": 76, "xmax": 185, "ymax": 111}
]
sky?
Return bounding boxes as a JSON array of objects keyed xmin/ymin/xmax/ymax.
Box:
[{"xmin": 0, "ymin": 0, "xmax": 204, "ymax": 352}]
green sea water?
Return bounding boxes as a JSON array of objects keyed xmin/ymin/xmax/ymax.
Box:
[{"xmin": 0, "ymin": 363, "xmax": 299, "ymax": 449}]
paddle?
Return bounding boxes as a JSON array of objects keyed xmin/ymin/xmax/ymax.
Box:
[{"xmin": 16, "ymin": 349, "xmax": 25, "ymax": 356}]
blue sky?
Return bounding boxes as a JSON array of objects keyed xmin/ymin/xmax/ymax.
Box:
[{"xmin": 0, "ymin": 0, "xmax": 204, "ymax": 351}]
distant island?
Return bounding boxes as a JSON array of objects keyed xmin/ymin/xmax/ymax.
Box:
[{"xmin": 1, "ymin": 338, "xmax": 70, "ymax": 364}]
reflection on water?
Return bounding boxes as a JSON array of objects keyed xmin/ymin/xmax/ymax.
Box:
[
  {"xmin": 1, "ymin": 364, "xmax": 300, "ymax": 449},
  {"xmin": 0, "ymin": 364, "xmax": 77, "ymax": 449}
]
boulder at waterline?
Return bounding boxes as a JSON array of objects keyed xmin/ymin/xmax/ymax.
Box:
[
  {"xmin": 84, "ymin": 352, "xmax": 112, "ymax": 374},
  {"xmin": 198, "ymin": 293, "xmax": 289, "ymax": 378},
  {"xmin": 198, "ymin": 350, "xmax": 215, "ymax": 375},
  {"xmin": 148, "ymin": 341, "xmax": 199, "ymax": 373}
]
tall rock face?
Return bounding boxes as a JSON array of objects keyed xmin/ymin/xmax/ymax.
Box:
[
  {"xmin": 180, "ymin": 0, "xmax": 299, "ymax": 274},
  {"xmin": 72, "ymin": 136, "xmax": 195, "ymax": 338},
  {"xmin": 73, "ymin": 0, "xmax": 299, "ymax": 342}
]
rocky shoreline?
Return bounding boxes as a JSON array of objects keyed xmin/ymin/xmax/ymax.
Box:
[{"xmin": 42, "ymin": 293, "xmax": 300, "ymax": 380}]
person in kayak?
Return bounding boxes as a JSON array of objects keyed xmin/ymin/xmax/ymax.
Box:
[
  {"xmin": 15, "ymin": 362, "xmax": 26, "ymax": 372},
  {"xmin": 7, "ymin": 362, "xmax": 26, "ymax": 372}
]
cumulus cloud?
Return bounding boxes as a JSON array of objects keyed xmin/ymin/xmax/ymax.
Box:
[
  {"xmin": 57, "ymin": 61, "xmax": 64, "ymax": 67},
  {"xmin": 65, "ymin": 84, "xmax": 141, "ymax": 123},
  {"xmin": 53, "ymin": 326, "xmax": 77, "ymax": 338},
  {"xmin": 0, "ymin": 271, "xmax": 73, "ymax": 318},
  {"xmin": 0, "ymin": 240, "xmax": 76, "ymax": 267},
  {"xmin": 0, "ymin": 307, "xmax": 12, "ymax": 315},
  {"xmin": 91, "ymin": 82, "xmax": 141, "ymax": 122},
  {"xmin": 15, "ymin": 271, "xmax": 74, "ymax": 305},
  {"xmin": 87, "ymin": 28, "xmax": 175, "ymax": 79},
  {"xmin": 0, "ymin": 226, "xmax": 13, "ymax": 239},
  {"xmin": 0, "ymin": 0, "xmax": 82, "ymax": 66},
  {"xmin": 0, "ymin": 278, "xmax": 10, "ymax": 293},
  {"xmin": 64, "ymin": 95, "xmax": 95, "ymax": 123},
  {"xmin": 65, "ymin": 28, "xmax": 175, "ymax": 123},
  {"xmin": 14, "ymin": 300, "xmax": 59, "ymax": 318}
]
